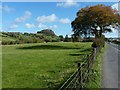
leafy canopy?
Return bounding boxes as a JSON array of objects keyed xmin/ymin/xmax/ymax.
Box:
[{"xmin": 71, "ymin": 4, "xmax": 120, "ymax": 38}]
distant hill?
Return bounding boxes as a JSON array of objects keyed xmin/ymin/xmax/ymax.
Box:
[
  {"xmin": 37, "ymin": 29, "xmax": 56, "ymax": 36},
  {"xmin": 0, "ymin": 31, "xmax": 60, "ymax": 45}
]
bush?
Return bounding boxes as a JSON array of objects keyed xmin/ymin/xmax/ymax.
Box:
[
  {"xmin": 9, "ymin": 41, "xmax": 16, "ymax": 45},
  {"xmin": 51, "ymin": 37, "xmax": 60, "ymax": 42},
  {"xmin": 32, "ymin": 38, "xmax": 43, "ymax": 43},
  {"xmin": 2, "ymin": 41, "xmax": 8, "ymax": 45},
  {"xmin": 82, "ymin": 38, "xmax": 93, "ymax": 42},
  {"xmin": 1, "ymin": 32, "xmax": 60, "ymax": 45},
  {"xmin": 112, "ymin": 40, "xmax": 120, "ymax": 45},
  {"xmin": 2, "ymin": 41, "xmax": 16, "ymax": 45},
  {"xmin": 92, "ymin": 38, "xmax": 105, "ymax": 48},
  {"xmin": 15, "ymin": 40, "xmax": 20, "ymax": 44}
]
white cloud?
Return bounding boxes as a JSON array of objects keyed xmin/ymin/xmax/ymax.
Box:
[
  {"xmin": 38, "ymin": 23, "xmax": 47, "ymax": 29},
  {"xmin": 36, "ymin": 13, "xmax": 71, "ymax": 24},
  {"xmin": 9, "ymin": 24, "xmax": 18, "ymax": 29},
  {"xmin": 112, "ymin": 3, "xmax": 120, "ymax": 14},
  {"xmin": 15, "ymin": 11, "xmax": 32, "ymax": 23},
  {"xmin": 112, "ymin": 28, "xmax": 117, "ymax": 33},
  {"xmin": 7, "ymin": 11, "xmax": 32, "ymax": 30},
  {"xmin": 2, "ymin": 5, "xmax": 14, "ymax": 13},
  {"xmin": 49, "ymin": 25, "xmax": 58, "ymax": 29},
  {"xmin": 37, "ymin": 23, "xmax": 58, "ymax": 30},
  {"xmin": 25, "ymin": 23, "xmax": 35, "ymax": 28},
  {"xmin": 56, "ymin": 0, "xmax": 79, "ymax": 8},
  {"xmin": 59, "ymin": 18, "xmax": 71, "ymax": 24},
  {"xmin": 107, "ymin": 25, "xmax": 118, "ymax": 33},
  {"xmin": 36, "ymin": 14, "xmax": 57, "ymax": 23}
]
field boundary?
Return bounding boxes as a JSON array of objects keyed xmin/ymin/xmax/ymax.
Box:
[{"xmin": 59, "ymin": 47, "xmax": 101, "ymax": 89}]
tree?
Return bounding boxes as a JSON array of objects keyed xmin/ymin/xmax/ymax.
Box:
[
  {"xmin": 71, "ymin": 4, "xmax": 120, "ymax": 38},
  {"xmin": 64, "ymin": 35, "xmax": 69, "ymax": 42},
  {"xmin": 71, "ymin": 34, "xmax": 80, "ymax": 42},
  {"xmin": 59, "ymin": 35, "xmax": 64, "ymax": 41}
]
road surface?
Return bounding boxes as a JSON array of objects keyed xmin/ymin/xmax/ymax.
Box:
[{"xmin": 102, "ymin": 43, "xmax": 120, "ymax": 88}]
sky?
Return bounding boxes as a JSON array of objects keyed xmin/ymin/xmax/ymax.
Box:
[{"xmin": 1, "ymin": 1, "xmax": 120, "ymax": 38}]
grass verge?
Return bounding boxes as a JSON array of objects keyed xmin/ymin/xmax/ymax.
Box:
[{"xmin": 85, "ymin": 44, "xmax": 107, "ymax": 88}]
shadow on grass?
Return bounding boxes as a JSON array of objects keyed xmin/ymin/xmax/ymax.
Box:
[
  {"xmin": 17, "ymin": 45, "xmax": 80, "ymax": 50},
  {"xmin": 69, "ymin": 53, "xmax": 85, "ymax": 56},
  {"xmin": 79, "ymin": 48, "xmax": 92, "ymax": 52}
]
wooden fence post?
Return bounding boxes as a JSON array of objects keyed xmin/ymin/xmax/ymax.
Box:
[
  {"xmin": 87, "ymin": 55, "xmax": 90, "ymax": 69},
  {"xmin": 78, "ymin": 63, "xmax": 82, "ymax": 88},
  {"xmin": 93, "ymin": 48, "xmax": 96, "ymax": 60},
  {"xmin": 87, "ymin": 55, "xmax": 90, "ymax": 71},
  {"xmin": 87, "ymin": 55, "xmax": 90, "ymax": 82}
]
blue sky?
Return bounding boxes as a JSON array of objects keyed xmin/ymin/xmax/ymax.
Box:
[{"xmin": 1, "ymin": 1, "xmax": 119, "ymax": 37}]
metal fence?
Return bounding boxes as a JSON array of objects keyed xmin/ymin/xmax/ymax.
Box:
[{"xmin": 59, "ymin": 47, "xmax": 101, "ymax": 90}]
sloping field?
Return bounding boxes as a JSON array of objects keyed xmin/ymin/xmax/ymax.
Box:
[{"xmin": 2, "ymin": 42, "xmax": 92, "ymax": 88}]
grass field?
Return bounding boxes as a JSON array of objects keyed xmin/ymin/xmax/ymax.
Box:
[
  {"xmin": 2, "ymin": 42, "xmax": 92, "ymax": 88},
  {"xmin": 2, "ymin": 36, "xmax": 17, "ymax": 41},
  {"xmin": 0, "ymin": 33, "xmax": 17, "ymax": 41}
]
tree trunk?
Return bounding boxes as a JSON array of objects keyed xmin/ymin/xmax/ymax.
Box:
[
  {"xmin": 99, "ymin": 26, "xmax": 103, "ymax": 37},
  {"xmin": 99, "ymin": 31, "xmax": 102, "ymax": 37},
  {"xmin": 94, "ymin": 31, "xmax": 99, "ymax": 38}
]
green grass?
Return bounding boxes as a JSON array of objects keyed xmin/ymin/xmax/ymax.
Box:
[
  {"xmin": 85, "ymin": 45, "xmax": 107, "ymax": 88},
  {"xmin": 2, "ymin": 36, "xmax": 17, "ymax": 41},
  {"xmin": 0, "ymin": 33, "xmax": 17, "ymax": 41},
  {"xmin": 2, "ymin": 42, "xmax": 92, "ymax": 88}
]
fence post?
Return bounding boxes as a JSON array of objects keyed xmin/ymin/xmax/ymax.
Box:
[
  {"xmin": 93, "ymin": 48, "xmax": 96, "ymax": 60},
  {"xmin": 87, "ymin": 55, "xmax": 90, "ymax": 69},
  {"xmin": 87, "ymin": 55, "xmax": 90, "ymax": 70},
  {"xmin": 78, "ymin": 63, "xmax": 82, "ymax": 88},
  {"xmin": 97, "ymin": 46, "xmax": 101, "ymax": 53},
  {"xmin": 87, "ymin": 55, "xmax": 90, "ymax": 82}
]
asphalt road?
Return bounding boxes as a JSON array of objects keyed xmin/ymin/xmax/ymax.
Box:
[{"xmin": 102, "ymin": 43, "xmax": 120, "ymax": 88}]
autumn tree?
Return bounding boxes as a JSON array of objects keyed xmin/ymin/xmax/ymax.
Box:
[
  {"xmin": 71, "ymin": 4, "xmax": 120, "ymax": 47},
  {"xmin": 71, "ymin": 4, "xmax": 120, "ymax": 39}
]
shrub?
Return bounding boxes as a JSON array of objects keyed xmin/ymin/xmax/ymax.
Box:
[
  {"xmin": 2, "ymin": 41, "xmax": 8, "ymax": 45},
  {"xmin": 9, "ymin": 41, "xmax": 15, "ymax": 45},
  {"xmin": 59, "ymin": 35, "xmax": 64, "ymax": 41},
  {"xmin": 92, "ymin": 38, "xmax": 105, "ymax": 48},
  {"xmin": 112, "ymin": 40, "xmax": 120, "ymax": 45},
  {"xmin": 82, "ymin": 38, "xmax": 93, "ymax": 42},
  {"xmin": 2, "ymin": 41, "xmax": 16, "ymax": 45},
  {"xmin": 15, "ymin": 40, "xmax": 20, "ymax": 44}
]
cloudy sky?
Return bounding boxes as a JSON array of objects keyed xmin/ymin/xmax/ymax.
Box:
[{"xmin": 1, "ymin": 1, "xmax": 119, "ymax": 37}]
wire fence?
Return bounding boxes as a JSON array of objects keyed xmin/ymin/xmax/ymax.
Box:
[{"xmin": 59, "ymin": 47, "xmax": 101, "ymax": 90}]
